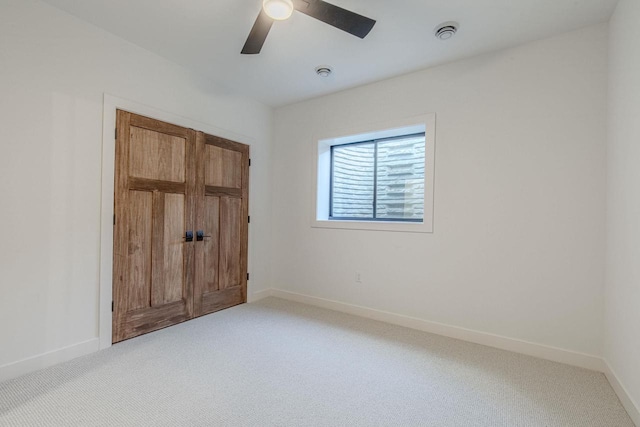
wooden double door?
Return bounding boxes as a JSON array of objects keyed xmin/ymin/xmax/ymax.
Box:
[{"xmin": 112, "ymin": 110, "xmax": 249, "ymax": 343}]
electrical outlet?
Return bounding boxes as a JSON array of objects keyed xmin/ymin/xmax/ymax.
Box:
[{"xmin": 355, "ymin": 272, "xmax": 362, "ymax": 283}]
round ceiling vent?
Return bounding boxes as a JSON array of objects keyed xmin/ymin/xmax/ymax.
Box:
[
  {"xmin": 315, "ymin": 66, "xmax": 333, "ymax": 77},
  {"xmin": 434, "ymin": 22, "xmax": 459, "ymax": 40}
]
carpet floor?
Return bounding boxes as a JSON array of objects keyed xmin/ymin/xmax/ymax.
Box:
[{"xmin": 0, "ymin": 297, "xmax": 634, "ymax": 426}]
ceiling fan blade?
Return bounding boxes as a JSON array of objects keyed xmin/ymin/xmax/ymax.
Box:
[
  {"xmin": 293, "ymin": 0, "xmax": 375, "ymax": 39},
  {"xmin": 241, "ymin": 9, "xmax": 274, "ymax": 54}
]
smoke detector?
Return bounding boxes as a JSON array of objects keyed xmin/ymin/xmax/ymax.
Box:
[
  {"xmin": 434, "ymin": 22, "xmax": 459, "ymax": 40},
  {"xmin": 315, "ymin": 66, "xmax": 333, "ymax": 77}
]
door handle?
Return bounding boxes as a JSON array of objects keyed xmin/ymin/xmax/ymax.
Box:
[
  {"xmin": 184, "ymin": 231, "xmax": 194, "ymax": 242},
  {"xmin": 196, "ymin": 230, "xmax": 211, "ymax": 241}
]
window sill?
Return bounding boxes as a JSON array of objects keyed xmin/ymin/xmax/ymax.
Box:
[{"xmin": 312, "ymin": 219, "xmax": 433, "ymax": 233}]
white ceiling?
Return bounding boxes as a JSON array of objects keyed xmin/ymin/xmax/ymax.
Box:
[{"xmin": 41, "ymin": 0, "xmax": 618, "ymax": 107}]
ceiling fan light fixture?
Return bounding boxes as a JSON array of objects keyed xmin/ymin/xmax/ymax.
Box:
[{"xmin": 263, "ymin": 0, "xmax": 294, "ymax": 20}]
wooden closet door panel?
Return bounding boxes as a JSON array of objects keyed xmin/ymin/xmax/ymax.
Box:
[
  {"xmin": 113, "ymin": 110, "xmax": 196, "ymax": 343},
  {"xmin": 202, "ymin": 195, "xmax": 220, "ymax": 294},
  {"xmin": 162, "ymin": 193, "xmax": 186, "ymax": 303},
  {"xmin": 141, "ymin": 192, "xmax": 185, "ymax": 308},
  {"xmin": 126, "ymin": 190, "xmax": 153, "ymax": 311},
  {"xmin": 194, "ymin": 132, "xmax": 249, "ymax": 317},
  {"xmin": 219, "ymin": 196, "xmax": 242, "ymax": 290},
  {"xmin": 204, "ymin": 145, "xmax": 242, "ymax": 189},
  {"xmin": 129, "ymin": 127, "xmax": 186, "ymax": 182}
]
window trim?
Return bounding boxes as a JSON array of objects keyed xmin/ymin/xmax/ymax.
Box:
[
  {"xmin": 312, "ymin": 114, "xmax": 436, "ymax": 233},
  {"xmin": 329, "ymin": 133, "xmax": 427, "ymax": 222}
]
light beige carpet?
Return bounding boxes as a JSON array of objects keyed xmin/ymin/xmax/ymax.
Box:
[{"xmin": 0, "ymin": 297, "xmax": 634, "ymax": 426}]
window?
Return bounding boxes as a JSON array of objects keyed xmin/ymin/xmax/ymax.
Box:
[
  {"xmin": 330, "ymin": 133, "xmax": 425, "ymax": 222},
  {"xmin": 314, "ymin": 114, "xmax": 435, "ymax": 233}
]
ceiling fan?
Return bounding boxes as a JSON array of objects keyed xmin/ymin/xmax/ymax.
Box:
[{"xmin": 242, "ymin": 0, "xmax": 376, "ymax": 54}]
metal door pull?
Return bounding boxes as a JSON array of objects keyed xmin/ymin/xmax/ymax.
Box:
[{"xmin": 196, "ymin": 230, "xmax": 211, "ymax": 241}]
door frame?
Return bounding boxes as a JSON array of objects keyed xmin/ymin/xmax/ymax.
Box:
[{"xmin": 99, "ymin": 94, "xmax": 255, "ymax": 350}]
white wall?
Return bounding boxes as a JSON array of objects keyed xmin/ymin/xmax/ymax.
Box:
[
  {"xmin": 272, "ymin": 25, "xmax": 608, "ymax": 357},
  {"xmin": 605, "ymin": 0, "xmax": 640, "ymax": 420},
  {"xmin": 0, "ymin": 0, "xmax": 272, "ymax": 371}
]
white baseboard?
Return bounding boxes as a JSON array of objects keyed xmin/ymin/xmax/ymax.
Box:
[
  {"xmin": 0, "ymin": 338, "xmax": 100, "ymax": 383},
  {"xmin": 266, "ymin": 288, "xmax": 604, "ymax": 372},
  {"xmin": 249, "ymin": 288, "xmax": 274, "ymax": 303},
  {"xmin": 603, "ymin": 360, "xmax": 640, "ymax": 426}
]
